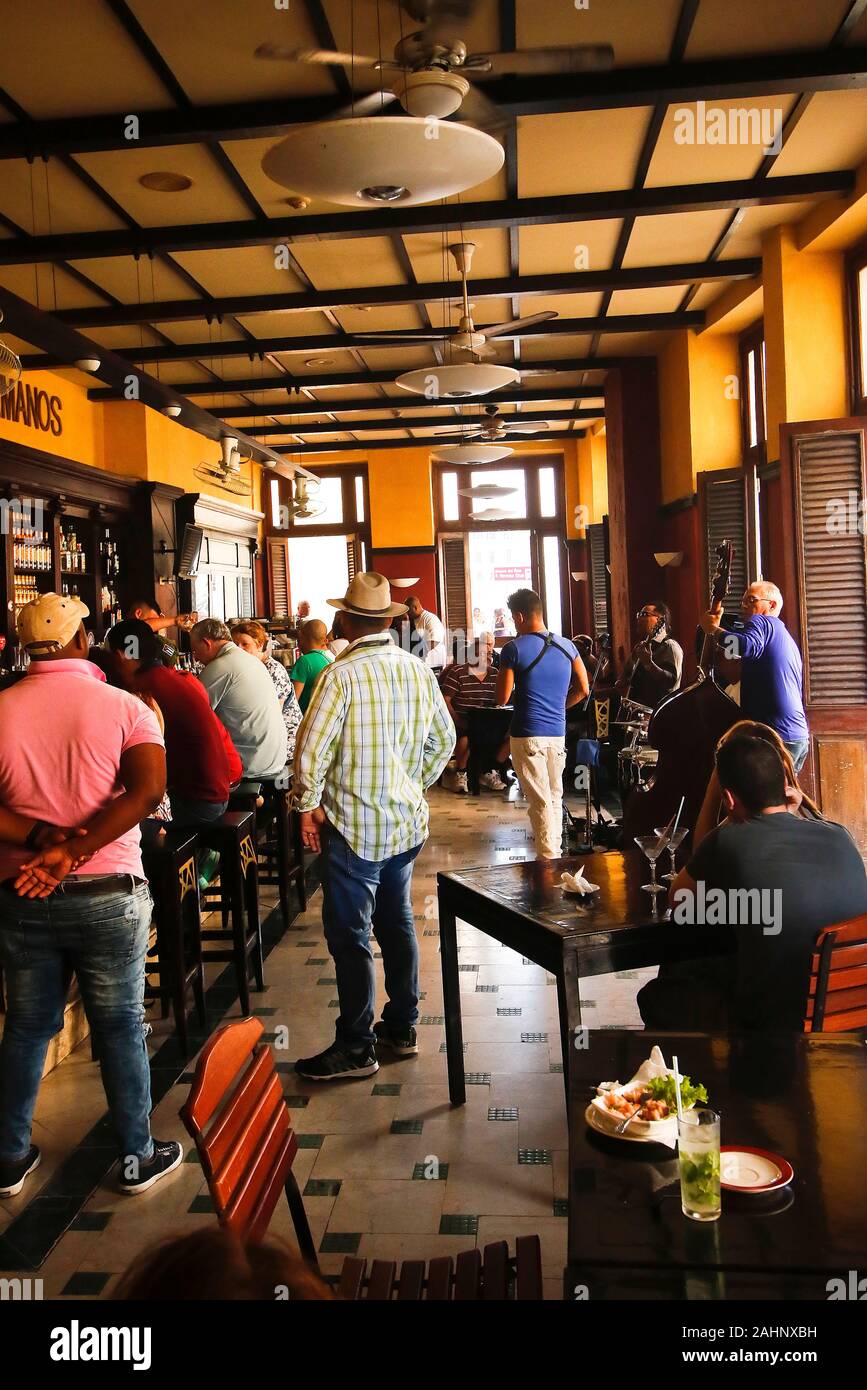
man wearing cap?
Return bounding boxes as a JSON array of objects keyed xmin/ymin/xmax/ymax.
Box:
[
  {"xmin": 293, "ymin": 573, "xmax": 455, "ymax": 1081},
  {"xmin": 0, "ymin": 594, "xmax": 183, "ymax": 1199}
]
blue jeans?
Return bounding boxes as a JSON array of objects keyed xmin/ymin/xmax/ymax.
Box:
[
  {"xmin": 783, "ymin": 739, "xmax": 809, "ymax": 775},
  {"xmin": 0, "ymin": 880, "xmax": 154, "ymax": 1164},
  {"xmin": 169, "ymin": 796, "xmax": 228, "ymax": 827},
  {"xmin": 320, "ymin": 823, "xmax": 423, "ymax": 1049}
]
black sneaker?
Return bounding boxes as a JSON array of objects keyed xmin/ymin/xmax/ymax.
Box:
[
  {"xmin": 373, "ymin": 1021, "xmax": 419, "ymax": 1057},
  {"xmin": 295, "ymin": 1042, "xmax": 379, "ymax": 1081},
  {"xmin": 0, "ymin": 1145, "xmax": 41, "ymax": 1198},
  {"xmin": 118, "ymin": 1140, "xmax": 184, "ymax": 1195}
]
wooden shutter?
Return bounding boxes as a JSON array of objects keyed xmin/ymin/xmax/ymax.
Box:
[
  {"xmin": 699, "ymin": 469, "xmax": 753, "ymax": 617},
  {"xmin": 794, "ymin": 430, "xmax": 867, "ymax": 705},
  {"xmin": 346, "ymin": 534, "xmax": 360, "ymax": 582},
  {"xmin": 587, "ymin": 522, "xmax": 609, "ymax": 636},
  {"xmin": 267, "ymin": 537, "xmax": 289, "ymax": 618},
  {"xmin": 439, "ymin": 533, "xmax": 469, "ymax": 634}
]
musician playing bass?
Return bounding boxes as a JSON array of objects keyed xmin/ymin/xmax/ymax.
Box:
[{"xmin": 616, "ymin": 602, "xmax": 684, "ymax": 711}]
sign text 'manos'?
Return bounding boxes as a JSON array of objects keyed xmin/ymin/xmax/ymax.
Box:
[{"xmin": 0, "ymin": 382, "xmax": 63, "ymax": 437}]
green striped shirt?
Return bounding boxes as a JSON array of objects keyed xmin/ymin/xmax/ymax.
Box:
[{"xmin": 293, "ymin": 632, "xmax": 456, "ymax": 861}]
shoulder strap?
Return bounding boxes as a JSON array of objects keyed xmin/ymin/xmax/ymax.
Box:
[{"xmin": 520, "ymin": 632, "xmax": 573, "ymax": 678}]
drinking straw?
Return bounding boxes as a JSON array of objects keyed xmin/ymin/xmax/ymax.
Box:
[
  {"xmin": 671, "ymin": 795, "xmax": 686, "ymax": 837},
  {"xmin": 672, "ymin": 1053, "xmax": 685, "ymax": 1121}
]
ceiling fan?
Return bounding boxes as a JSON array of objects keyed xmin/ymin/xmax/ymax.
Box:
[
  {"xmin": 437, "ymin": 402, "xmax": 553, "ymax": 440},
  {"xmin": 282, "ymin": 477, "xmax": 327, "ymax": 521},
  {"xmin": 0, "ymin": 311, "xmax": 22, "ymax": 400},
  {"xmin": 193, "ymin": 436, "xmax": 253, "ymax": 497},
  {"xmin": 255, "ymin": 0, "xmax": 613, "ymax": 133},
  {"xmin": 356, "ymin": 242, "xmax": 556, "ymax": 358},
  {"xmin": 458, "ymin": 483, "xmax": 517, "ymax": 499}
]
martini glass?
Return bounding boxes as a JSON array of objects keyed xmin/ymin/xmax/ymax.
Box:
[
  {"xmin": 634, "ymin": 832, "xmax": 669, "ymax": 895},
  {"xmin": 656, "ymin": 825, "xmax": 688, "ymax": 883}
]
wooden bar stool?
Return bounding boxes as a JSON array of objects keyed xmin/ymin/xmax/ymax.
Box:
[
  {"xmin": 229, "ymin": 778, "xmax": 306, "ymax": 928},
  {"xmin": 141, "ymin": 827, "xmax": 206, "ymax": 1052},
  {"xmin": 197, "ymin": 810, "xmax": 262, "ymax": 1017},
  {"xmin": 335, "ymin": 1235, "xmax": 543, "ymax": 1300}
]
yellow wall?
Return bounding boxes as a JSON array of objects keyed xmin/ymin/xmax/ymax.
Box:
[
  {"xmin": 0, "ymin": 371, "xmax": 104, "ymax": 468},
  {"xmin": 658, "ymin": 329, "xmax": 741, "ymax": 503},
  {"xmin": 762, "ymin": 226, "xmax": 848, "ymax": 461},
  {"xmin": 590, "ymin": 430, "xmax": 608, "ymax": 521}
]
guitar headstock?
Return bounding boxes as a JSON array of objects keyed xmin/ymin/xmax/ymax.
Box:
[{"xmin": 710, "ymin": 540, "xmax": 734, "ymax": 609}]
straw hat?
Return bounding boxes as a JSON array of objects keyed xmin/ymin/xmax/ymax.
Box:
[{"xmin": 327, "ymin": 571, "xmax": 407, "ymax": 618}]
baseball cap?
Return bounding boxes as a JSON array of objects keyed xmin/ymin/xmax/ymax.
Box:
[{"xmin": 16, "ymin": 591, "xmax": 90, "ymax": 653}]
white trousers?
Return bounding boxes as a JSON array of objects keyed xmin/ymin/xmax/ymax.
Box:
[{"xmin": 510, "ymin": 735, "xmax": 566, "ymax": 859}]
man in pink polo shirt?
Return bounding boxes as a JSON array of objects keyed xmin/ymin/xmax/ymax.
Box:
[{"xmin": 0, "ymin": 593, "xmax": 183, "ymax": 1200}]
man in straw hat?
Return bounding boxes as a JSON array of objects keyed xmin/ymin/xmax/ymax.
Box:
[
  {"xmin": 293, "ymin": 573, "xmax": 455, "ymax": 1080},
  {"xmin": 0, "ymin": 594, "xmax": 184, "ymax": 1199}
]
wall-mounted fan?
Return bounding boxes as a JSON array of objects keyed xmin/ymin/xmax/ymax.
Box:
[
  {"xmin": 437, "ymin": 402, "xmax": 552, "ymax": 440},
  {"xmin": 193, "ymin": 436, "xmax": 253, "ymax": 497},
  {"xmin": 0, "ymin": 312, "xmax": 22, "ymax": 400},
  {"xmin": 352, "ymin": 242, "xmax": 556, "ymax": 358},
  {"xmin": 255, "ymin": 0, "xmax": 612, "ymax": 133},
  {"xmin": 283, "ymin": 477, "xmax": 327, "ymax": 521}
]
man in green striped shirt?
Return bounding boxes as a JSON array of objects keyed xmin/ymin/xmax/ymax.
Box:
[{"xmin": 293, "ymin": 574, "xmax": 455, "ymax": 1081}]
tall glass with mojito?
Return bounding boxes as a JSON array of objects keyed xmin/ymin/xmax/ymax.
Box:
[{"xmin": 677, "ymin": 1107, "xmax": 721, "ymax": 1222}]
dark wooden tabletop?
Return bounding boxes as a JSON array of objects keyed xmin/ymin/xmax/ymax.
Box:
[
  {"xmin": 566, "ymin": 1030, "xmax": 867, "ymax": 1299},
  {"xmin": 438, "ymin": 850, "xmax": 733, "ymax": 974}
]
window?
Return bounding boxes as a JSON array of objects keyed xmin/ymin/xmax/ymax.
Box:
[
  {"xmin": 468, "ymin": 468, "xmax": 527, "ymax": 519},
  {"xmin": 739, "ymin": 323, "xmax": 766, "ymax": 464},
  {"xmin": 441, "ymin": 471, "xmax": 460, "ymax": 522},
  {"xmin": 539, "ymin": 467, "xmax": 558, "ymax": 518},
  {"xmin": 847, "ymin": 242, "xmax": 867, "ymax": 413},
  {"xmin": 264, "ymin": 465, "xmax": 370, "ymax": 619},
  {"xmin": 294, "ymin": 475, "xmax": 343, "ymax": 527}
]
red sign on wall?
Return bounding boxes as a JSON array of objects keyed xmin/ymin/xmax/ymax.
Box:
[{"xmin": 492, "ymin": 566, "xmax": 531, "ymax": 581}]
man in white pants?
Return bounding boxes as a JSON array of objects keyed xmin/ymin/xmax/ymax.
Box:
[{"xmin": 496, "ymin": 589, "xmax": 589, "ymax": 858}]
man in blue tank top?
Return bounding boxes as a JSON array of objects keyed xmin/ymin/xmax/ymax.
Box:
[{"xmin": 497, "ymin": 589, "xmax": 589, "ymax": 858}]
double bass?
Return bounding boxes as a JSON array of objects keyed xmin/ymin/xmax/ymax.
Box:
[{"xmin": 622, "ymin": 541, "xmax": 741, "ymax": 847}]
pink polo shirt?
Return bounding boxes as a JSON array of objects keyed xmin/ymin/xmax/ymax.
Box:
[{"xmin": 0, "ymin": 659, "xmax": 164, "ymax": 881}]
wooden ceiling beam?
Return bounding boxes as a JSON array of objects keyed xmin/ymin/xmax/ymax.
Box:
[
  {"xmin": 0, "ymin": 173, "xmax": 849, "ymax": 265},
  {"xmin": 213, "ymin": 386, "xmax": 605, "ymax": 419},
  {"xmin": 242, "ymin": 410, "xmax": 599, "ymax": 438},
  {"xmin": 54, "ymin": 259, "xmax": 760, "ymax": 327},
  {"xmin": 25, "ymin": 312, "xmax": 703, "ymax": 368},
  {"xmin": 275, "ymin": 432, "xmax": 581, "ymax": 455},
  {"xmin": 1, "ymin": 47, "xmax": 866, "ymax": 158}
]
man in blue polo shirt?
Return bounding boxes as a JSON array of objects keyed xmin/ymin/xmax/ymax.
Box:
[
  {"xmin": 701, "ymin": 580, "xmax": 809, "ymax": 772},
  {"xmin": 497, "ymin": 589, "xmax": 589, "ymax": 858}
]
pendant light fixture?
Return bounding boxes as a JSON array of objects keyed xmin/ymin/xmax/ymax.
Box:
[
  {"xmin": 261, "ymin": 115, "xmax": 503, "ymax": 208},
  {"xmin": 396, "ymin": 362, "xmax": 520, "ymax": 399},
  {"xmin": 431, "ymin": 443, "xmax": 514, "ymax": 464}
]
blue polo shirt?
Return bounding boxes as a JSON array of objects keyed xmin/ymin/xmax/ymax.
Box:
[
  {"xmin": 733, "ymin": 615, "xmax": 808, "ymax": 742},
  {"xmin": 500, "ymin": 631, "xmax": 578, "ymax": 738}
]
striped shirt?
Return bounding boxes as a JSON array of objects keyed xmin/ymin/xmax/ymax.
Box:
[
  {"xmin": 293, "ymin": 631, "xmax": 456, "ymax": 861},
  {"xmin": 440, "ymin": 662, "xmax": 499, "ymax": 710}
]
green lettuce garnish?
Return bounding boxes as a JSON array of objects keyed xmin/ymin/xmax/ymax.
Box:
[{"xmin": 645, "ymin": 1073, "xmax": 708, "ymax": 1112}]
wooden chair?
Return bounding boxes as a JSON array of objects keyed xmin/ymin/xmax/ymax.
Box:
[
  {"xmin": 335, "ymin": 1235, "xmax": 544, "ymax": 1300},
  {"xmin": 141, "ymin": 827, "xmax": 206, "ymax": 1052},
  {"xmin": 197, "ymin": 810, "xmax": 263, "ymax": 1016},
  {"xmin": 804, "ymin": 913, "xmax": 867, "ymax": 1032},
  {"xmin": 180, "ymin": 1016, "xmax": 317, "ymax": 1266}
]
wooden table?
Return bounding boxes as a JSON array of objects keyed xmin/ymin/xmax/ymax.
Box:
[
  {"xmin": 437, "ymin": 851, "xmax": 732, "ymax": 1105},
  {"xmin": 566, "ymin": 1029, "xmax": 867, "ymax": 1299}
]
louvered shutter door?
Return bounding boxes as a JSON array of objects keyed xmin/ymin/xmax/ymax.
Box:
[
  {"xmin": 267, "ymin": 538, "xmax": 289, "ymax": 618},
  {"xmin": 795, "ymin": 431, "xmax": 867, "ymax": 704},
  {"xmin": 439, "ymin": 533, "xmax": 469, "ymax": 633},
  {"xmin": 587, "ymin": 523, "xmax": 609, "ymax": 636},
  {"xmin": 704, "ymin": 474, "xmax": 749, "ymax": 617},
  {"xmin": 346, "ymin": 535, "xmax": 359, "ymax": 582}
]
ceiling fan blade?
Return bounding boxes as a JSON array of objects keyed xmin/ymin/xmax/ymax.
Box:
[
  {"xmin": 505, "ymin": 422, "xmax": 550, "ymax": 433},
  {"xmin": 326, "ymin": 89, "xmax": 399, "ymax": 121},
  {"xmin": 482, "ymin": 311, "xmax": 558, "ymax": 339},
  {"xmin": 458, "ymin": 83, "xmax": 509, "ymax": 136},
  {"xmin": 476, "ymin": 45, "xmax": 615, "ymax": 77},
  {"xmin": 255, "ymin": 44, "xmax": 381, "ymax": 67}
]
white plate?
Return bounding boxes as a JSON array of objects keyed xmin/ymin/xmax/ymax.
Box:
[{"xmin": 720, "ymin": 1147, "xmax": 794, "ymax": 1192}]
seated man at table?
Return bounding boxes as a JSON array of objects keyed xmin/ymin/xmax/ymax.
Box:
[
  {"xmin": 190, "ymin": 618, "xmax": 287, "ymax": 781},
  {"xmin": 637, "ymin": 734, "xmax": 867, "ymax": 1031},
  {"xmin": 440, "ymin": 633, "xmax": 509, "ymax": 794}
]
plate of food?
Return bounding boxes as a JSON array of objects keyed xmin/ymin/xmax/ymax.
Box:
[
  {"xmin": 720, "ymin": 1147, "xmax": 793, "ymax": 1193},
  {"xmin": 585, "ymin": 1046, "xmax": 708, "ymax": 1147}
]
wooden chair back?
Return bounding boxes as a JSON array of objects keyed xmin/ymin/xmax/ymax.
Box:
[
  {"xmin": 805, "ymin": 913, "xmax": 867, "ymax": 1032},
  {"xmin": 336, "ymin": 1235, "xmax": 543, "ymax": 1300},
  {"xmin": 180, "ymin": 1017, "xmax": 314, "ymax": 1259}
]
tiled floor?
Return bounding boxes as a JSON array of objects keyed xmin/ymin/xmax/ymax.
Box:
[{"xmin": 0, "ymin": 787, "xmax": 655, "ymax": 1300}]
